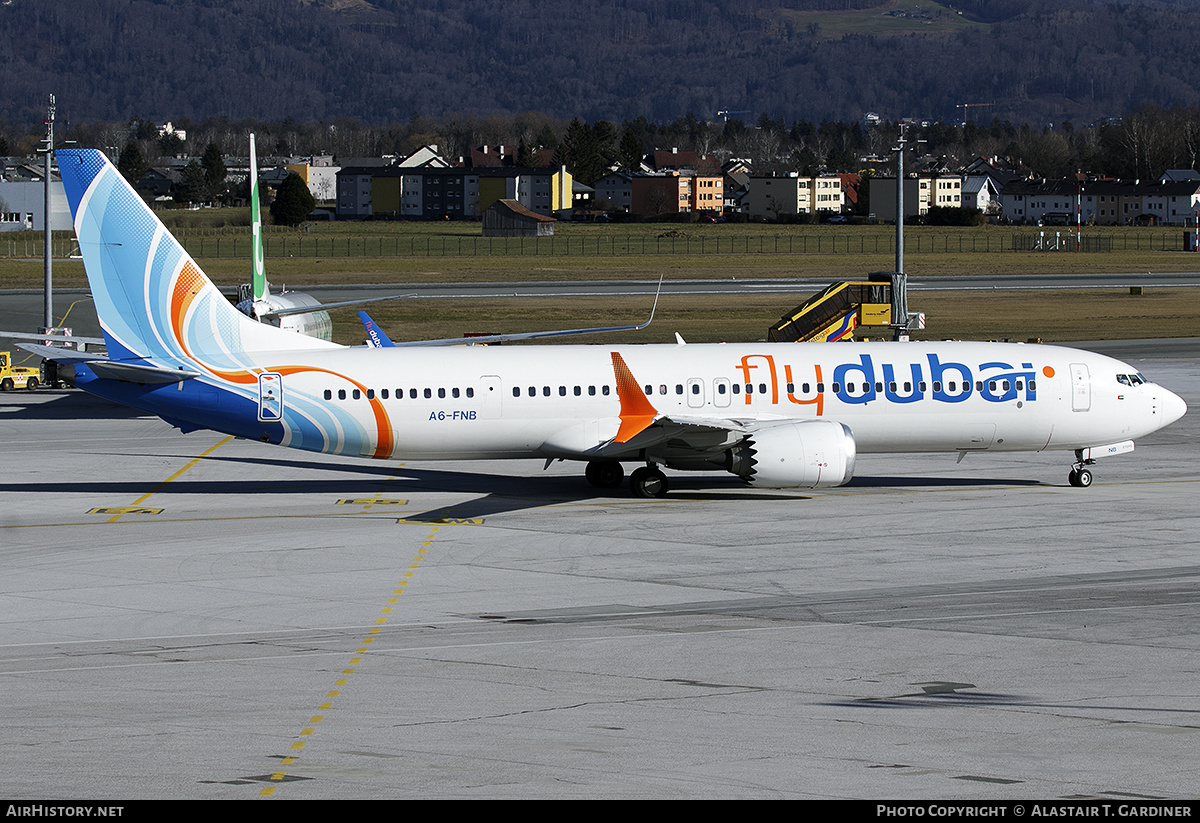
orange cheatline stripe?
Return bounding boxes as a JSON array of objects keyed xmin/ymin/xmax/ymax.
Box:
[{"xmin": 610, "ymin": 352, "xmax": 658, "ymax": 443}]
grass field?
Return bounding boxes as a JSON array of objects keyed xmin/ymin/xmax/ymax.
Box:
[
  {"xmin": 4, "ymin": 217, "xmax": 1197, "ymax": 345},
  {"xmin": 324, "ymin": 288, "xmax": 1200, "ymax": 347}
]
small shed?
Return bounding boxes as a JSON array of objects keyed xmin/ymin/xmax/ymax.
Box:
[{"xmin": 482, "ymin": 199, "xmax": 556, "ymax": 237}]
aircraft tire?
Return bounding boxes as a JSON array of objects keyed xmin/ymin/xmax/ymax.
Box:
[
  {"xmin": 630, "ymin": 466, "xmax": 668, "ymax": 498},
  {"xmin": 585, "ymin": 460, "xmax": 624, "ymax": 489},
  {"xmin": 1068, "ymin": 468, "xmax": 1093, "ymax": 488}
]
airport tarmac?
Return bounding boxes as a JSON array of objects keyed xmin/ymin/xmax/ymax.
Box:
[{"xmin": 0, "ymin": 345, "xmax": 1196, "ymax": 799}]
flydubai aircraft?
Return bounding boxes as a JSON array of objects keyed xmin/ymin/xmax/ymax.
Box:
[{"xmin": 25, "ymin": 149, "xmax": 1187, "ymax": 497}]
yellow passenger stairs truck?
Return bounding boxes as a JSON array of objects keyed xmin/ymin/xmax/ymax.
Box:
[{"xmin": 768, "ymin": 273, "xmax": 903, "ymax": 343}]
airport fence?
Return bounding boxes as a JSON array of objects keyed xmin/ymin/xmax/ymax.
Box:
[
  {"xmin": 4, "ymin": 229, "xmax": 1197, "ymax": 260},
  {"xmin": 181, "ymin": 229, "xmax": 1200, "ymax": 259}
]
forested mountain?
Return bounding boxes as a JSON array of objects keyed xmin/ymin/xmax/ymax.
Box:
[{"xmin": 4, "ymin": 0, "xmax": 1200, "ymax": 132}]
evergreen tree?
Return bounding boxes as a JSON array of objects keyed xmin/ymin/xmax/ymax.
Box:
[
  {"xmin": 515, "ymin": 138, "xmax": 540, "ymax": 167},
  {"xmin": 200, "ymin": 143, "xmax": 227, "ymax": 202},
  {"xmin": 117, "ymin": 141, "xmax": 149, "ymax": 188},
  {"xmin": 618, "ymin": 128, "xmax": 644, "ymax": 172},
  {"xmin": 174, "ymin": 161, "xmax": 208, "ymax": 204},
  {"xmin": 270, "ymin": 172, "xmax": 315, "ymax": 226}
]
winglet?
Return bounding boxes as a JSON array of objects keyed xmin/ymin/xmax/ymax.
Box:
[{"xmin": 610, "ymin": 352, "xmax": 658, "ymax": 443}]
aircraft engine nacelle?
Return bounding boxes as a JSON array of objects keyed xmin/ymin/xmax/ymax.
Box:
[{"xmin": 725, "ymin": 420, "xmax": 856, "ymax": 489}]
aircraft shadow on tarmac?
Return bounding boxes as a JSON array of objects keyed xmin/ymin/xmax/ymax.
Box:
[
  {"xmin": 2, "ymin": 448, "xmax": 1050, "ymax": 520},
  {"xmin": 848, "ymin": 475, "xmax": 1046, "ymax": 488},
  {"xmin": 828, "ymin": 687, "xmax": 1200, "ymax": 719},
  {"xmin": 0, "ymin": 391, "xmax": 149, "ymax": 420}
]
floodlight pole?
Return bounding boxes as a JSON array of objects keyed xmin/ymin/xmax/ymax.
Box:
[
  {"xmin": 894, "ymin": 123, "xmax": 906, "ymax": 276},
  {"xmin": 890, "ymin": 123, "xmax": 923, "ymax": 340},
  {"xmin": 42, "ymin": 94, "xmax": 55, "ymax": 331}
]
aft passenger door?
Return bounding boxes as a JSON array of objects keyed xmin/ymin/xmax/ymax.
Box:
[
  {"xmin": 479, "ymin": 375, "xmax": 502, "ymax": 419},
  {"xmin": 257, "ymin": 372, "xmax": 283, "ymax": 422}
]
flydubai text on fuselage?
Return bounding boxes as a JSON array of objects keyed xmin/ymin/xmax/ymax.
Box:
[{"xmin": 45, "ymin": 149, "xmax": 1187, "ymax": 497}]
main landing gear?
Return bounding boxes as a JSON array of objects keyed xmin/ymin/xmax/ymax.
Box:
[
  {"xmin": 584, "ymin": 460, "xmax": 624, "ymax": 489},
  {"xmin": 629, "ymin": 465, "xmax": 669, "ymax": 498},
  {"xmin": 584, "ymin": 460, "xmax": 669, "ymax": 498}
]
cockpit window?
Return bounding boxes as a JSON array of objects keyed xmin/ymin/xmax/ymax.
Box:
[
  {"xmin": 1117, "ymin": 374, "xmax": 1131, "ymax": 386},
  {"xmin": 1131, "ymin": 373, "xmax": 1147, "ymax": 385}
]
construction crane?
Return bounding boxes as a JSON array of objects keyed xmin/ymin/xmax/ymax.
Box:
[{"xmin": 954, "ymin": 102, "xmax": 994, "ymax": 124}]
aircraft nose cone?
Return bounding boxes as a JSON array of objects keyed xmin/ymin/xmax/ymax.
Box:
[{"xmin": 1161, "ymin": 389, "xmax": 1187, "ymax": 427}]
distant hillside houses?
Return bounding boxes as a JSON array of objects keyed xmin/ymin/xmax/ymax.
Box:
[
  {"xmin": 746, "ymin": 173, "xmax": 845, "ymax": 220},
  {"xmin": 999, "ymin": 175, "xmax": 1200, "ymax": 226},
  {"xmin": 337, "ymin": 163, "xmax": 575, "ymax": 220},
  {"xmin": 868, "ymin": 173, "xmax": 965, "ymax": 222},
  {"xmin": 66, "ymin": 140, "xmax": 1200, "ymax": 228}
]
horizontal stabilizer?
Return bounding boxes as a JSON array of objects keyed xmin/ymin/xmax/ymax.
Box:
[
  {"xmin": 16, "ymin": 342, "xmax": 105, "ymax": 363},
  {"xmin": 0, "ymin": 330, "xmax": 109, "ymax": 346},
  {"xmin": 88, "ymin": 361, "xmax": 200, "ymax": 384},
  {"xmin": 18, "ymin": 342, "xmax": 199, "ymax": 384}
]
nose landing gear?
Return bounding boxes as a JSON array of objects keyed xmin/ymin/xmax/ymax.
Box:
[{"xmin": 1068, "ymin": 450, "xmax": 1095, "ymax": 488}]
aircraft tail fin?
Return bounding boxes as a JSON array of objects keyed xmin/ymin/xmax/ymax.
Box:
[
  {"xmin": 55, "ymin": 149, "xmax": 337, "ymax": 370},
  {"xmin": 249, "ymin": 133, "xmax": 268, "ymax": 303},
  {"xmin": 358, "ymin": 311, "xmax": 396, "ymax": 348}
]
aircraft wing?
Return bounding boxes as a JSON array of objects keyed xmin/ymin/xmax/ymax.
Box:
[
  {"xmin": 391, "ymin": 318, "xmax": 655, "ymax": 347},
  {"xmin": 257, "ymin": 293, "xmax": 419, "ymax": 319},
  {"xmin": 387, "ymin": 274, "xmax": 664, "ymax": 347}
]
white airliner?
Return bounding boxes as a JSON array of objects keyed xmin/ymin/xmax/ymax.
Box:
[
  {"xmin": 26, "ymin": 149, "xmax": 1187, "ymax": 497},
  {"xmin": 232, "ymin": 133, "xmax": 332, "ymax": 340}
]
